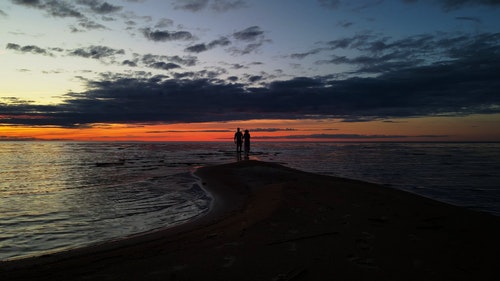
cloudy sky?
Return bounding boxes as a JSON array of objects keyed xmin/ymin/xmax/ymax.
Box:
[{"xmin": 1, "ymin": 0, "xmax": 499, "ymax": 141}]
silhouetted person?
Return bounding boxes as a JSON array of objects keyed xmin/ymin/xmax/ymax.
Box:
[
  {"xmin": 243, "ymin": 129, "xmax": 250, "ymax": 156},
  {"xmin": 234, "ymin": 128, "xmax": 243, "ymax": 153}
]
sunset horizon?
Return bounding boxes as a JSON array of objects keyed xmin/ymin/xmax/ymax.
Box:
[
  {"xmin": 2, "ymin": 1, "xmax": 500, "ymax": 278},
  {"xmin": 1, "ymin": 0, "xmax": 499, "ymax": 142}
]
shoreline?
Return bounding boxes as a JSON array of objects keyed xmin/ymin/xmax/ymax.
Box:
[
  {"xmin": 1, "ymin": 169, "xmax": 215, "ymax": 263},
  {"xmin": 2, "ymin": 160, "xmax": 500, "ymax": 280}
]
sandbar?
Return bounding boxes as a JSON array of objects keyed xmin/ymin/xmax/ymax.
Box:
[{"xmin": 1, "ymin": 160, "xmax": 500, "ymax": 280}]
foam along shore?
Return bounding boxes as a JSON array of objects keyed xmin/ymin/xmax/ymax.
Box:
[{"xmin": 2, "ymin": 160, "xmax": 500, "ymax": 281}]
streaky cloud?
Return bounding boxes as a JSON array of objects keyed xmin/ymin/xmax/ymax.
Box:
[
  {"xmin": 146, "ymin": 129, "xmax": 232, "ymax": 133},
  {"xmin": 190, "ymin": 36, "xmax": 232, "ymax": 52},
  {"xmin": 154, "ymin": 18, "xmax": 174, "ymax": 28},
  {"xmin": 142, "ymin": 27, "xmax": 194, "ymax": 41},
  {"xmin": 317, "ymin": 0, "xmax": 341, "ymax": 9},
  {"xmin": 76, "ymin": 0, "xmax": 122, "ymax": 14},
  {"xmin": 6, "ymin": 43, "xmax": 53, "ymax": 56},
  {"xmin": 211, "ymin": 0, "xmax": 246, "ymax": 12},
  {"xmin": 254, "ymin": 134, "xmax": 410, "ymax": 139},
  {"xmin": 185, "ymin": 44, "xmax": 208, "ymax": 53},
  {"xmin": 253, "ymin": 133, "xmax": 448, "ymax": 139},
  {"xmin": 71, "ymin": 18, "xmax": 106, "ymax": 32},
  {"xmin": 233, "ymin": 26, "xmax": 264, "ymax": 41},
  {"xmin": 436, "ymin": 0, "xmax": 500, "ymax": 10},
  {"xmin": 172, "ymin": 0, "xmax": 246, "ymax": 12},
  {"xmin": 309, "ymin": 32, "xmax": 500, "ymax": 75},
  {"xmin": 148, "ymin": 62, "xmax": 181, "ymax": 71},
  {"xmin": 401, "ymin": 0, "xmax": 500, "ymax": 11},
  {"xmin": 172, "ymin": 0, "xmax": 209, "ymax": 12},
  {"xmin": 68, "ymin": 45, "xmax": 125, "ymax": 60},
  {"xmin": 229, "ymin": 26, "xmax": 269, "ymax": 55},
  {"xmin": 455, "ymin": 16, "xmax": 482, "ymax": 23},
  {"xmin": 10, "ymin": 0, "xmax": 115, "ymax": 32},
  {"xmin": 250, "ymin": 128, "xmax": 297, "ymax": 132}
]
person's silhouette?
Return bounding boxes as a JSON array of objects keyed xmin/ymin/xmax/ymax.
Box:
[
  {"xmin": 234, "ymin": 128, "xmax": 243, "ymax": 153},
  {"xmin": 243, "ymin": 129, "xmax": 250, "ymax": 156}
]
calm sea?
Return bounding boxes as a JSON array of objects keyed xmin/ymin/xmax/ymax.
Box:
[{"xmin": 1, "ymin": 141, "xmax": 499, "ymax": 260}]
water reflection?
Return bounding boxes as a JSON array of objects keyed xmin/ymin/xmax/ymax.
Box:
[{"xmin": 0, "ymin": 142, "xmax": 216, "ymax": 260}]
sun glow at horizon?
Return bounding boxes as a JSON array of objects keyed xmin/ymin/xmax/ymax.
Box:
[{"xmin": 1, "ymin": 114, "xmax": 499, "ymax": 142}]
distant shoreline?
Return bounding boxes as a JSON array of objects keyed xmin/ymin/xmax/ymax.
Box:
[{"xmin": 1, "ymin": 139, "xmax": 500, "ymax": 143}]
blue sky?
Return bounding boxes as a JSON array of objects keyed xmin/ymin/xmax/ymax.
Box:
[{"xmin": 1, "ymin": 0, "xmax": 499, "ymax": 141}]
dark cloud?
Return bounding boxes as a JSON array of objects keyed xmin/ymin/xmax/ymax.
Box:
[
  {"xmin": 436, "ymin": 0, "xmax": 500, "ymax": 10},
  {"xmin": 11, "ymin": 0, "xmax": 84, "ymax": 18},
  {"xmin": 350, "ymin": 0, "xmax": 385, "ymax": 12},
  {"xmin": 400, "ymin": 0, "xmax": 500, "ymax": 10},
  {"xmin": 122, "ymin": 60, "xmax": 137, "ymax": 67},
  {"xmin": 154, "ymin": 18, "xmax": 174, "ymax": 28},
  {"xmin": 146, "ymin": 129, "xmax": 232, "ymax": 133},
  {"xmin": 248, "ymin": 76, "xmax": 263, "ymax": 83},
  {"xmin": 253, "ymin": 133, "xmax": 448, "ymax": 140},
  {"xmin": 6, "ymin": 43, "xmax": 53, "ymax": 56},
  {"xmin": 230, "ymin": 64, "xmax": 246, "ymax": 69},
  {"xmin": 455, "ymin": 16, "xmax": 482, "ymax": 23},
  {"xmin": 337, "ymin": 20, "xmax": 354, "ymax": 28},
  {"xmin": 174, "ymin": 72, "xmax": 195, "ymax": 79},
  {"xmin": 142, "ymin": 28, "xmax": 194, "ymax": 41},
  {"xmin": 141, "ymin": 54, "xmax": 197, "ymax": 70},
  {"xmin": 11, "ymin": 0, "xmax": 41, "ymax": 6},
  {"xmin": 211, "ymin": 0, "xmax": 246, "ymax": 12},
  {"xmin": 168, "ymin": 55, "xmax": 198, "ymax": 66},
  {"xmin": 13, "ymin": 0, "xmax": 122, "ymax": 17},
  {"xmin": 185, "ymin": 44, "xmax": 208, "ymax": 53},
  {"xmin": 317, "ymin": 0, "xmax": 341, "ymax": 9},
  {"xmin": 0, "ymin": 136, "xmax": 40, "ymax": 141},
  {"xmin": 230, "ymin": 26, "xmax": 269, "ymax": 55},
  {"xmin": 298, "ymin": 32, "xmax": 500, "ymax": 75},
  {"xmin": 322, "ymin": 0, "xmax": 500, "ymax": 11},
  {"xmin": 229, "ymin": 42, "xmax": 264, "ymax": 55},
  {"xmin": 269, "ymin": 77, "xmax": 323, "ymax": 90},
  {"xmin": 3, "ymin": 47, "xmax": 499, "ymax": 127},
  {"xmin": 0, "ymin": 9, "xmax": 7, "ymax": 16},
  {"xmin": 250, "ymin": 128, "xmax": 297, "ymax": 132},
  {"xmin": 290, "ymin": 48, "xmax": 323, "ymax": 59},
  {"xmin": 3, "ymin": 27, "xmax": 499, "ymax": 127},
  {"xmin": 255, "ymin": 134, "xmax": 409, "ymax": 139},
  {"xmin": 233, "ymin": 26, "xmax": 264, "ymax": 41},
  {"xmin": 71, "ymin": 18, "xmax": 106, "ymax": 32},
  {"xmin": 68, "ymin": 45, "xmax": 125, "ymax": 60},
  {"xmin": 148, "ymin": 62, "xmax": 180, "ymax": 71},
  {"xmin": 5, "ymin": 41, "xmax": 196, "ymax": 71},
  {"xmin": 172, "ymin": 0, "xmax": 246, "ymax": 12},
  {"xmin": 185, "ymin": 37, "xmax": 231, "ymax": 53},
  {"xmin": 172, "ymin": 0, "xmax": 209, "ymax": 12},
  {"xmin": 10, "ymin": 0, "xmax": 116, "ymax": 32},
  {"xmin": 76, "ymin": 0, "xmax": 122, "ymax": 14}
]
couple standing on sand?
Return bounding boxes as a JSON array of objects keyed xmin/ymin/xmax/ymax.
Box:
[{"xmin": 234, "ymin": 128, "xmax": 250, "ymax": 154}]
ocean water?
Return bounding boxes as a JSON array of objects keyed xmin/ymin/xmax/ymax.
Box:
[{"xmin": 1, "ymin": 141, "xmax": 499, "ymax": 260}]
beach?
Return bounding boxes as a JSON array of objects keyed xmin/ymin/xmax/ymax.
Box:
[{"xmin": 1, "ymin": 160, "xmax": 500, "ymax": 280}]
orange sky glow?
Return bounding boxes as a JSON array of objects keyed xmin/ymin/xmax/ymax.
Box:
[
  {"xmin": 2, "ymin": 1, "xmax": 499, "ymax": 144},
  {"xmin": 1, "ymin": 114, "xmax": 499, "ymax": 142}
]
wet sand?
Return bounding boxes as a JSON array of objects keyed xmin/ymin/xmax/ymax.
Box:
[{"xmin": 1, "ymin": 160, "xmax": 500, "ymax": 280}]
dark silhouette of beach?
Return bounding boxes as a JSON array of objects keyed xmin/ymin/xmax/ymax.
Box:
[{"xmin": 2, "ymin": 161, "xmax": 500, "ymax": 280}]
